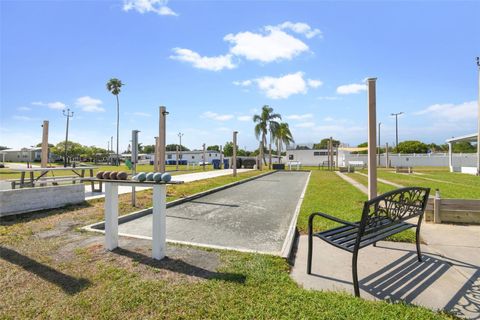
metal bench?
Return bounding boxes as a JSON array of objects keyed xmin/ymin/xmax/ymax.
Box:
[{"xmin": 307, "ymin": 186, "xmax": 430, "ymax": 297}]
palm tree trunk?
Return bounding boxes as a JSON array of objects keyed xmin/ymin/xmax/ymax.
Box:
[
  {"xmin": 262, "ymin": 134, "xmax": 267, "ymax": 166},
  {"xmin": 277, "ymin": 139, "xmax": 280, "ymax": 164},
  {"xmin": 269, "ymin": 131, "xmax": 272, "ymax": 169},
  {"xmin": 116, "ymin": 94, "xmax": 120, "ymax": 166}
]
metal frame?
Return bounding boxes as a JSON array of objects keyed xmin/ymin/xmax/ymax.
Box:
[{"xmin": 307, "ymin": 187, "xmax": 430, "ymax": 297}]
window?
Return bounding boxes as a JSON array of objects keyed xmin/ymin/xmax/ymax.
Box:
[
  {"xmin": 289, "ymin": 155, "xmax": 294, "ymax": 160},
  {"xmin": 167, "ymin": 154, "xmax": 172, "ymax": 159},
  {"xmin": 192, "ymin": 156, "xmax": 195, "ymax": 159},
  {"xmin": 209, "ymin": 153, "xmax": 211, "ymax": 157},
  {"xmin": 314, "ymin": 151, "xmax": 321, "ymax": 156}
]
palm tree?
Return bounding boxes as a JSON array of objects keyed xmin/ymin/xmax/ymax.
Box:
[
  {"xmin": 253, "ymin": 105, "xmax": 281, "ymax": 169},
  {"xmin": 274, "ymin": 122, "xmax": 294, "ymax": 163},
  {"xmin": 106, "ymin": 78, "xmax": 124, "ymax": 165}
]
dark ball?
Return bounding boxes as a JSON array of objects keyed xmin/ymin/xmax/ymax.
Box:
[
  {"xmin": 96, "ymin": 171, "xmax": 105, "ymax": 179},
  {"xmin": 117, "ymin": 171, "xmax": 128, "ymax": 180},
  {"xmin": 110, "ymin": 171, "xmax": 118, "ymax": 180},
  {"xmin": 103, "ymin": 171, "xmax": 111, "ymax": 179}
]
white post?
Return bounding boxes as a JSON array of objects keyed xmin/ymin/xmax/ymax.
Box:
[
  {"xmin": 448, "ymin": 142, "xmax": 453, "ymax": 172},
  {"xmin": 434, "ymin": 189, "xmax": 442, "ymax": 224},
  {"xmin": 367, "ymin": 78, "xmax": 378, "ymax": 200},
  {"xmin": 152, "ymin": 184, "xmax": 167, "ymax": 260},
  {"xmin": 154, "ymin": 136, "xmax": 159, "ymax": 172},
  {"xmin": 159, "ymin": 106, "xmax": 167, "ymax": 173},
  {"xmin": 104, "ymin": 183, "xmax": 119, "ymax": 250}
]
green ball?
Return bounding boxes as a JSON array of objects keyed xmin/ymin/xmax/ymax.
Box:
[
  {"xmin": 146, "ymin": 172, "xmax": 154, "ymax": 181},
  {"xmin": 136, "ymin": 172, "xmax": 146, "ymax": 182},
  {"xmin": 153, "ymin": 172, "xmax": 162, "ymax": 182},
  {"xmin": 161, "ymin": 172, "xmax": 171, "ymax": 183}
]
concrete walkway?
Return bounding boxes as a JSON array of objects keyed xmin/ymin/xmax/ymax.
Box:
[
  {"xmin": 293, "ymin": 171, "xmax": 480, "ymax": 318},
  {"xmin": 84, "ymin": 169, "xmax": 253, "ymax": 200}
]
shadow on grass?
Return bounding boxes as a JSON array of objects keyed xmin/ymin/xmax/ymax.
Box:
[
  {"xmin": 113, "ymin": 247, "xmax": 246, "ymax": 284},
  {"xmin": 0, "ymin": 201, "xmax": 94, "ymax": 226},
  {"xmin": 0, "ymin": 246, "xmax": 91, "ymax": 294}
]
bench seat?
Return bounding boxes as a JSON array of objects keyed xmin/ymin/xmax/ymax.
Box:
[{"xmin": 315, "ymin": 218, "xmax": 414, "ymax": 252}]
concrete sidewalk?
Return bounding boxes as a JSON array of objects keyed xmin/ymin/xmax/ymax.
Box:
[
  {"xmin": 291, "ymin": 225, "xmax": 480, "ymax": 319},
  {"xmin": 84, "ymin": 169, "xmax": 253, "ymax": 200}
]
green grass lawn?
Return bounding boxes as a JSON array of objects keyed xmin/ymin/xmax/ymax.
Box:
[
  {"xmin": 297, "ymin": 170, "xmax": 416, "ymax": 242},
  {"xmin": 0, "ymin": 163, "xmax": 214, "ymax": 181},
  {"xmin": 359, "ymin": 168, "xmax": 480, "ymax": 199},
  {"xmin": 0, "ymin": 169, "xmax": 449, "ymax": 319}
]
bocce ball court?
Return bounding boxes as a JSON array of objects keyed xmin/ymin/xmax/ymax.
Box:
[{"xmin": 86, "ymin": 171, "xmax": 310, "ymax": 256}]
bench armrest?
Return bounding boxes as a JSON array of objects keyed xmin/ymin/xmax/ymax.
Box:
[{"xmin": 308, "ymin": 212, "xmax": 358, "ymax": 229}]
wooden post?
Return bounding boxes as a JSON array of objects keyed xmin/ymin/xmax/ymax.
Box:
[
  {"xmin": 220, "ymin": 145, "xmax": 223, "ymax": 169},
  {"xmin": 41, "ymin": 120, "xmax": 49, "ymax": 168},
  {"xmin": 434, "ymin": 189, "xmax": 442, "ymax": 224},
  {"xmin": 329, "ymin": 137, "xmax": 333, "ymax": 170},
  {"xmin": 202, "ymin": 143, "xmax": 206, "ymax": 171},
  {"xmin": 154, "ymin": 137, "xmax": 159, "ymax": 172},
  {"xmin": 152, "ymin": 184, "xmax": 166, "ymax": 260},
  {"xmin": 367, "ymin": 78, "xmax": 378, "ymax": 200},
  {"xmin": 233, "ymin": 131, "xmax": 238, "ymax": 177},
  {"xmin": 476, "ymin": 57, "xmax": 480, "ymax": 175},
  {"xmin": 158, "ymin": 106, "xmax": 167, "ymax": 173},
  {"xmin": 176, "ymin": 145, "xmax": 179, "ymax": 171},
  {"xmin": 131, "ymin": 130, "xmax": 139, "ymax": 207},
  {"xmin": 104, "ymin": 183, "xmax": 119, "ymax": 250}
]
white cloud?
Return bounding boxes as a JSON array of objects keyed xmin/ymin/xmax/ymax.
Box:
[
  {"xmin": 233, "ymin": 80, "xmax": 252, "ymax": 87},
  {"xmin": 201, "ymin": 111, "xmax": 234, "ymax": 121},
  {"xmin": 170, "ymin": 48, "xmax": 236, "ymax": 71},
  {"xmin": 336, "ymin": 83, "xmax": 367, "ymax": 95},
  {"xmin": 286, "ymin": 113, "xmax": 313, "ymax": 120},
  {"xmin": 414, "ymin": 101, "xmax": 477, "ymax": 121},
  {"xmin": 75, "ymin": 96, "xmax": 105, "ymax": 113},
  {"xmin": 240, "ymin": 72, "xmax": 321, "ymax": 99},
  {"xmin": 31, "ymin": 101, "xmax": 66, "ymax": 110},
  {"xmin": 324, "ymin": 116, "xmax": 334, "ymax": 122},
  {"xmin": 123, "ymin": 0, "xmax": 178, "ymax": 16},
  {"xmin": 224, "ymin": 28, "xmax": 309, "ymax": 63},
  {"xmin": 237, "ymin": 115, "xmax": 252, "ymax": 121},
  {"xmin": 272, "ymin": 21, "xmax": 322, "ymax": 39},
  {"xmin": 17, "ymin": 107, "xmax": 31, "ymax": 111},
  {"xmin": 307, "ymin": 79, "xmax": 323, "ymax": 88},
  {"xmin": 295, "ymin": 122, "xmax": 315, "ymax": 128}
]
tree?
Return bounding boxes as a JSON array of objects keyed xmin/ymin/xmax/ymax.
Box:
[
  {"xmin": 313, "ymin": 138, "xmax": 340, "ymax": 150},
  {"xmin": 35, "ymin": 143, "xmax": 54, "ymax": 148},
  {"xmin": 452, "ymin": 141, "xmax": 476, "ymax": 153},
  {"xmin": 253, "ymin": 105, "xmax": 281, "ymax": 169},
  {"xmin": 166, "ymin": 144, "xmax": 190, "ymax": 152},
  {"xmin": 106, "ymin": 78, "xmax": 124, "ymax": 165},
  {"xmin": 142, "ymin": 144, "xmax": 155, "ymax": 154},
  {"xmin": 274, "ymin": 123, "xmax": 294, "ymax": 163},
  {"xmin": 0, "ymin": 146, "xmax": 7, "ymax": 151},
  {"xmin": 396, "ymin": 140, "xmax": 429, "ymax": 154},
  {"xmin": 207, "ymin": 145, "xmax": 220, "ymax": 152},
  {"xmin": 223, "ymin": 142, "xmax": 234, "ymax": 157},
  {"xmin": 51, "ymin": 141, "xmax": 84, "ymax": 161}
]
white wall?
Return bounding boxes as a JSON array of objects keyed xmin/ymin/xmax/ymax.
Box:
[{"xmin": 0, "ymin": 184, "xmax": 85, "ymax": 217}]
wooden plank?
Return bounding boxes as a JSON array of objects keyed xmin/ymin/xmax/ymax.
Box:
[
  {"xmin": 81, "ymin": 178, "xmax": 183, "ymax": 186},
  {"xmin": 440, "ymin": 210, "xmax": 480, "ymax": 224}
]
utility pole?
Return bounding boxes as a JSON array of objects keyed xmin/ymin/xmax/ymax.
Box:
[
  {"xmin": 178, "ymin": 132, "xmax": 184, "ymax": 167},
  {"xmin": 202, "ymin": 143, "xmax": 206, "ymax": 171},
  {"xmin": 62, "ymin": 108, "xmax": 73, "ymax": 167},
  {"xmin": 176, "ymin": 145, "xmax": 179, "ymax": 171},
  {"xmin": 391, "ymin": 112, "xmax": 403, "ymax": 152},
  {"xmin": 476, "ymin": 57, "xmax": 480, "ymax": 176},
  {"xmin": 378, "ymin": 122, "xmax": 382, "ymax": 165},
  {"xmin": 233, "ymin": 131, "xmax": 238, "ymax": 177}
]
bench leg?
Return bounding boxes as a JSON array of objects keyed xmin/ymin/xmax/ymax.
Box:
[
  {"xmin": 307, "ymin": 220, "xmax": 313, "ymax": 274},
  {"xmin": 352, "ymin": 250, "xmax": 360, "ymax": 297},
  {"xmin": 416, "ymin": 226, "xmax": 422, "ymax": 262}
]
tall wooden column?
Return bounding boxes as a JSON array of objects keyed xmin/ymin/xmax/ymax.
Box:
[{"xmin": 367, "ymin": 78, "xmax": 377, "ymax": 200}]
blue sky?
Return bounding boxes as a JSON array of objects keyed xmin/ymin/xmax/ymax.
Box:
[{"xmin": 1, "ymin": 0, "xmax": 479, "ymax": 151}]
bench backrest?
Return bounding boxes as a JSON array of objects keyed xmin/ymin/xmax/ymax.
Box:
[{"xmin": 359, "ymin": 187, "xmax": 430, "ymax": 235}]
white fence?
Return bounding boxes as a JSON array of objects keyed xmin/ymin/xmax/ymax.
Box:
[{"xmin": 343, "ymin": 153, "xmax": 477, "ymax": 168}]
